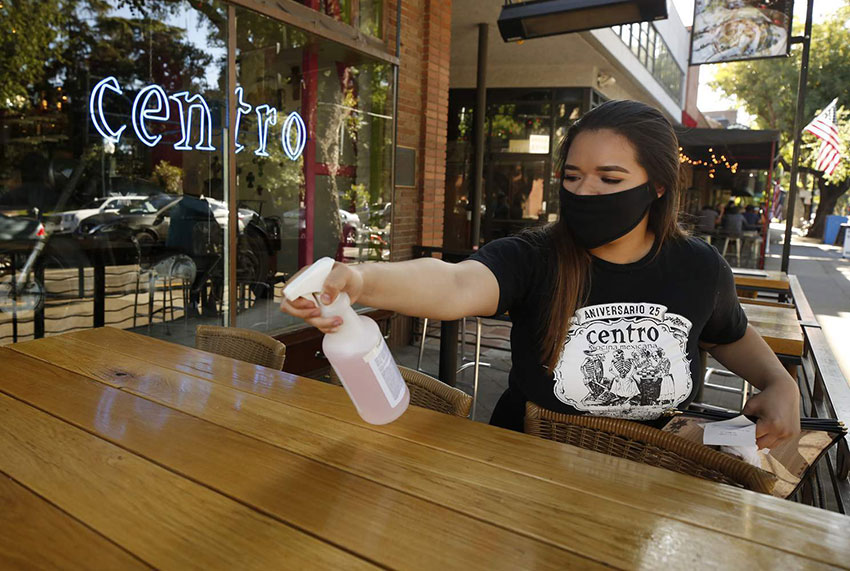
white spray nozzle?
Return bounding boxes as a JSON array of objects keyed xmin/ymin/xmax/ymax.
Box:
[{"xmin": 283, "ymin": 257, "xmax": 336, "ymax": 302}]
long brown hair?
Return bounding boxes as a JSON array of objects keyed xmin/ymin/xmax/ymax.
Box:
[{"xmin": 521, "ymin": 100, "xmax": 687, "ymax": 373}]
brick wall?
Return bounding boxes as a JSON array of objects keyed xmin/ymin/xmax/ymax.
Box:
[{"xmin": 385, "ymin": 0, "xmax": 452, "ymax": 348}]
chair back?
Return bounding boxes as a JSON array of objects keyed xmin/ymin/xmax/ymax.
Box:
[
  {"xmin": 330, "ymin": 365, "xmax": 472, "ymax": 417},
  {"xmin": 524, "ymin": 402, "xmax": 776, "ymax": 494},
  {"xmin": 152, "ymin": 254, "xmax": 196, "ymax": 281},
  {"xmin": 195, "ymin": 325, "xmax": 286, "ymax": 370}
]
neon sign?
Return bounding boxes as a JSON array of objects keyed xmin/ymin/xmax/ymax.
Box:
[{"xmin": 90, "ymin": 76, "xmax": 307, "ymax": 160}]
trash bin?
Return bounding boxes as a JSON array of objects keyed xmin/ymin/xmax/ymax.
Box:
[{"xmin": 824, "ymin": 215, "xmax": 849, "ymax": 245}]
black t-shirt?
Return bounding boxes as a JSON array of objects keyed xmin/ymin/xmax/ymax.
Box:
[{"xmin": 469, "ymin": 234, "xmax": 748, "ymax": 430}]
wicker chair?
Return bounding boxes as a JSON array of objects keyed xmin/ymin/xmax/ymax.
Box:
[
  {"xmin": 194, "ymin": 325, "xmax": 286, "ymax": 370},
  {"xmin": 524, "ymin": 402, "xmax": 777, "ymax": 494},
  {"xmin": 330, "ymin": 365, "xmax": 472, "ymax": 417}
]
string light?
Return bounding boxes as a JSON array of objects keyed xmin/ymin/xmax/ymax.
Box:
[{"xmin": 679, "ymin": 149, "xmax": 738, "ymax": 174}]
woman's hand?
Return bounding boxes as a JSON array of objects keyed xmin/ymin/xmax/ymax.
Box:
[
  {"xmin": 742, "ymin": 377, "xmax": 801, "ymax": 449},
  {"xmin": 279, "ymin": 262, "xmax": 364, "ymax": 334}
]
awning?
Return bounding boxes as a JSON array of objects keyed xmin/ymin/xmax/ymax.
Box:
[{"xmin": 675, "ymin": 128, "xmax": 781, "ymax": 171}]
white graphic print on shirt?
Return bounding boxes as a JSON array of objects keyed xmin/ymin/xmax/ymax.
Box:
[{"xmin": 552, "ymin": 302, "xmax": 693, "ymax": 420}]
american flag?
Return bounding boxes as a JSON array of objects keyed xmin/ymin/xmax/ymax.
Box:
[{"xmin": 803, "ymin": 98, "xmax": 843, "ymax": 176}]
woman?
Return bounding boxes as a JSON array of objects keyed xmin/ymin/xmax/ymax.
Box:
[{"xmin": 281, "ymin": 100, "xmax": 799, "ymax": 450}]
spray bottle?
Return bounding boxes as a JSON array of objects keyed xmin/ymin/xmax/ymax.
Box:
[{"xmin": 283, "ymin": 257, "xmax": 410, "ymax": 424}]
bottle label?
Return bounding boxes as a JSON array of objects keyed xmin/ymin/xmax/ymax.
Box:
[{"xmin": 363, "ymin": 338, "xmax": 406, "ymax": 407}]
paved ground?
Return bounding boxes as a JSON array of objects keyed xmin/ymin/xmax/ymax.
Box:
[{"xmin": 764, "ymin": 234, "xmax": 850, "ymax": 383}]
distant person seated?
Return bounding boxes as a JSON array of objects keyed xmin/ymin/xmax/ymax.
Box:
[
  {"xmin": 743, "ymin": 204, "xmax": 762, "ymax": 227},
  {"xmin": 166, "ymin": 190, "xmax": 218, "ymax": 316},
  {"xmin": 166, "ymin": 190, "xmax": 215, "ymax": 255},
  {"xmin": 696, "ymin": 204, "xmax": 719, "ymax": 233},
  {"xmin": 721, "ymin": 206, "xmax": 760, "ymax": 236}
]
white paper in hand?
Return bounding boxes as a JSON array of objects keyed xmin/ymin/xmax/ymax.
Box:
[{"xmin": 702, "ymin": 415, "xmax": 757, "ymax": 447}]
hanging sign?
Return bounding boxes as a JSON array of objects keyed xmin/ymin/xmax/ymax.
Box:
[
  {"xmin": 89, "ymin": 77, "xmax": 307, "ymax": 160},
  {"xmin": 690, "ymin": 0, "xmax": 793, "ymax": 65}
]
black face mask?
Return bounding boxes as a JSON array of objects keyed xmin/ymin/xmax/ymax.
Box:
[{"xmin": 559, "ymin": 181, "xmax": 657, "ymax": 249}]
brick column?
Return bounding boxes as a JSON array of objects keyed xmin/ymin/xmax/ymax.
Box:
[{"xmin": 386, "ymin": 0, "xmax": 452, "ymax": 348}]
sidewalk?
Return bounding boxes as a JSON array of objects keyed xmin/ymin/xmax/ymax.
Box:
[{"xmin": 764, "ymin": 234, "xmax": 850, "ymax": 385}]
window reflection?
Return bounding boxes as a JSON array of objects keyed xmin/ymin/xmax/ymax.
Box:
[
  {"xmin": 0, "ymin": 0, "xmax": 229, "ymax": 345},
  {"xmin": 0, "ymin": 0, "xmax": 393, "ymax": 345},
  {"xmin": 234, "ymin": 7, "xmax": 394, "ymax": 333},
  {"xmin": 444, "ymin": 88, "xmax": 582, "ymax": 250}
]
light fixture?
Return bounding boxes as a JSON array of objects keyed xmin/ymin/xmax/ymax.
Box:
[
  {"xmin": 498, "ymin": 0, "xmax": 668, "ymax": 42},
  {"xmin": 596, "ymin": 72, "xmax": 616, "ymax": 88}
]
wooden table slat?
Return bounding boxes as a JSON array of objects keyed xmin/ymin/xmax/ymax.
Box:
[
  {"xmin": 64, "ymin": 329, "xmax": 850, "ymax": 534},
  {"xmin": 10, "ymin": 331, "xmax": 850, "ymax": 568},
  {"xmin": 741, "ymin": 303, "xmax": 805, "ymax": 357},
  {"xmin": 733, "ymin": 269, "xmax": 790, "ymax": 291},
  {"xmin": 0, "ymin": 350, "xmax": 602, "ymax": 570},
  {"xmin": 0, "ymin": 473, "xmax": 151, "ymax": 571},
  {"xmin": 0, "ymin": 390, "xmax": 375, "ymax": 570}
]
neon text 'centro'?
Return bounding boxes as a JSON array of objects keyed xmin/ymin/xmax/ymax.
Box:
[{"xmin": 89, "ymin": 77, "xmax": 307, "ymax": 160}]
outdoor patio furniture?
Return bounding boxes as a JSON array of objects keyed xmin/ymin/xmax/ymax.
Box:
[
  {"xmin": 523, "ymin": 401, "xmax": 777, "ymax": 494},
  {"xmin": 134, "ymin": 253, "xmax": 196, "ymax": 335},
  {"xmin": 417, "ymin": 315, "xmax": 488, "ymax": 419},
  {"xmin": 3, "ymin": 327, "xmax": 849, "ymax": 567},
  {"xmin": 330, "ymin": 364, "xmax": 473, "ymax": 417},
  {"xmin": 195, "ymin": 324, "xmax": 286, "ymax": 370},
  {"xmin": 721, "ymin": 234, "xmax": 743, "ymax": 265}
]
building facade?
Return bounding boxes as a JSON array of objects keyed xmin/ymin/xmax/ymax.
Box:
[
  {"xmin": 0, "ymin": 0, "xmax": 451, "ymax": 363},
  {"xmin": 443, "ymin": 0, "xmax": 693, "ymax": 250}
]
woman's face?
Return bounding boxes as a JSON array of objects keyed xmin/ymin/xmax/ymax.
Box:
[{"xmin": 561, "ymin": 129, "xmax": 651, "ymax": 196}]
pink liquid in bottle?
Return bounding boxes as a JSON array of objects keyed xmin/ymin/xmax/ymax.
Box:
[
  {"xmin": 283, "ymin": 258, "xmax": 410, "ymax": 425},
  {"xmin": 324, "ymin": 315, "xmax": 410, "ymax": 425}
]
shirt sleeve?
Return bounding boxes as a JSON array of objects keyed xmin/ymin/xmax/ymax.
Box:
[
  {"xmin": 468, "ymin": 236, "xmax": 540, "ymax": 317},
  {"xmin": 700, "ymin": 252, "xmax": 748, "ymax": 345}
]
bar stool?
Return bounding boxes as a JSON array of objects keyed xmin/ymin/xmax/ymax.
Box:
[
  {"xmin": 721, "ymin": 235, "xmax": 742, "ymax": 265},
  {"xmin": 690, "ymin": 349, "xmax": 751, "ymax": 413},
  {"xmin": 134, "ymin": 254, "xmax": 196, "ymax": 335},
  {"xmin": 742, "ymin": 233, "xmax": 762, "ymax": 268},
  {"xmin": 416, "ymin": 316, "xmax": 490, "ymax": 420}
]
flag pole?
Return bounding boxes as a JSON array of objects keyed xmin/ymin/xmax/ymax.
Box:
[{"xmin": 781, "ymin": 0, "xmax": 815, "ymax": 274}]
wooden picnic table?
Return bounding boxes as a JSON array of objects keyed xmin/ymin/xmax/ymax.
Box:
[
  {"xmin": 2, "ymin": 327, "xmax": 850, "ymax": 569},
  {"xmin": 732, "ymin": 268, "xmax": 790, "ymax": 294},
  {"xmin": 741, "ymin": 301, "xmax": 805, "ymax": 360}
]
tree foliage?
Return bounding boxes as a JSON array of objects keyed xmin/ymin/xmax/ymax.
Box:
[{"xmin": 710, "ymin": 3, "xmax": 850, "ymax": 236}]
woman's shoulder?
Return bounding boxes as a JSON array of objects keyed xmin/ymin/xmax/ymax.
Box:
[
  {"xmin": 664, "ymin": 234, "xmax": 724, "ymax": 269},
  {"xmin": 477, "ymin": 231, "xmax": 552, "ymax": 256}
]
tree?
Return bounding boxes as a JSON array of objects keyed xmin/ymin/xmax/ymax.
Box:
[
  {"xmin": 0, "ymin": 0, "xmax": 67, "ymax": 108},
  {"xmin": 798, "ymin": 108, "xmax": 850, "ymax": 239},
  {"xmin": 710, "ymin": 3, "xmax": 850, "ymax": 238}
]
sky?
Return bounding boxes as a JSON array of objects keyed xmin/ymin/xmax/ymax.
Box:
[{"xmin": 670, "ymin": 0, "xmax": 844, "ymax": 126}]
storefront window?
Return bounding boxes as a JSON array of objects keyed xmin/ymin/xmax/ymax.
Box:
[
  {"xmin": 0, "ymin": 0, "xmax": 394, "ymax": 346},
  {"xmin": 0, "ymin": 0, "xmax": 230, "ymax": 346},
  {"xmin": 234, "ymin": 6, "xmax": 394, "ymax": 333},
  {"xmin": 444, "ymin": 88, "xmax": 589, "ymax": 250},
  {"xmin": 296, "ymin": 0, "xmax": 383, "ymax": 38}
]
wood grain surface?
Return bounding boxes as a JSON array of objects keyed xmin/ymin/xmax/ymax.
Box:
[
  {"xmin": 742, "ymin": 303, "xmax": 805, "ymax": 357},
  {"xmin": 3, "ymin": 327, "xmax": 849, "ymax": 570},
  {"xmin": 732, "ymin": 269, "xmax": 790, "ymax": 291}
]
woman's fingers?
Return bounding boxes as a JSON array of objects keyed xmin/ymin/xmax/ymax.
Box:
[
  {"xmin": 756, "ymin": 433, "xmax": 779, "ymax": 450},
  {"xmin": 321, "ymin": 263, "xmax": 351, "ymax": 304},
  {"xmin": 280, "ymin": 297, "xmax": 320, "ymax": 319},
  {"xmin": 310, "ymin": 316, "xmax": 344, "ymax": 334},
  {"xmin": 754, "ymin": 417, "xmax": 794, "ymax": 450}
]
